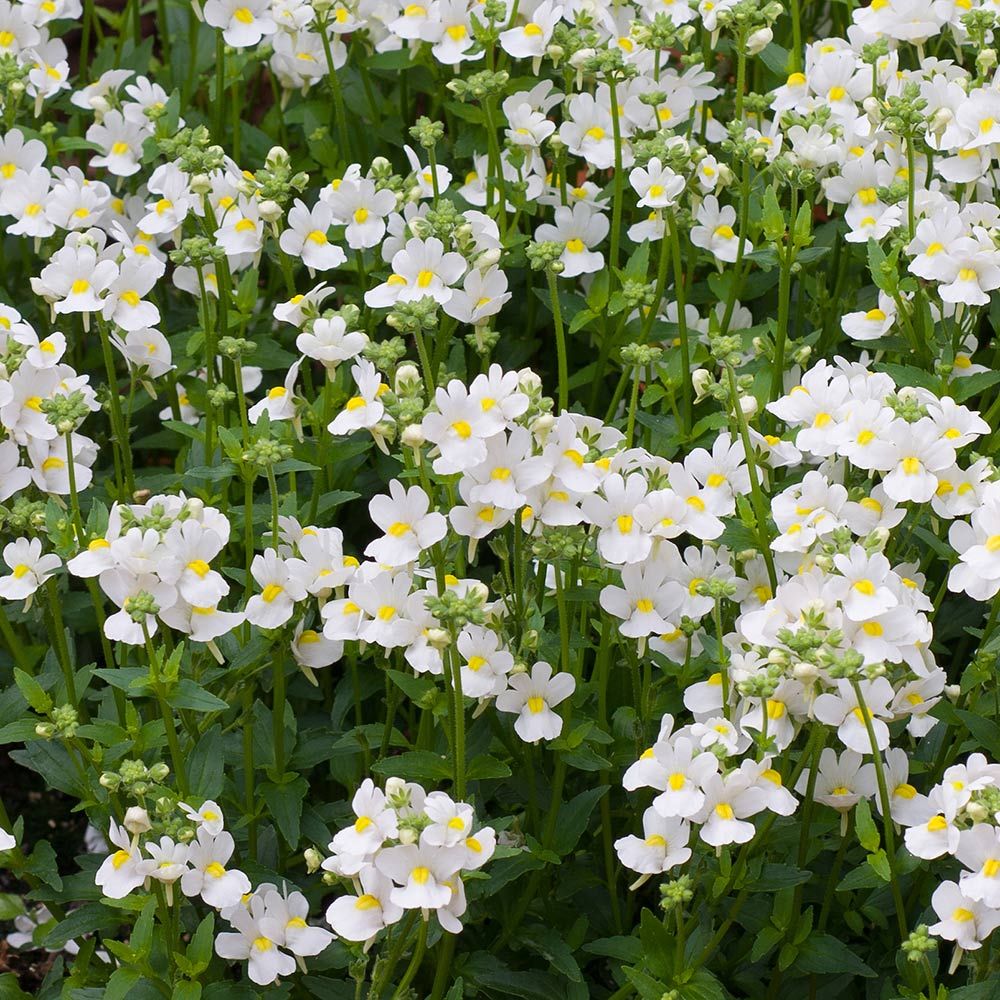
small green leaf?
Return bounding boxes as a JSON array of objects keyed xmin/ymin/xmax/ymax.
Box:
[
  {"xmin": 854, "ymin": 799, "xmax": 880, "ymax": 853},
  {"xmin": 14, "ymin": 669, "xmax": 52, "ymax": 715},
  {"xmin": 260, "ymin": 774, "xmax": 309, "ymax": 847}
]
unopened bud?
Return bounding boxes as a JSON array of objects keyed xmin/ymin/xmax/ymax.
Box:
[
  {"xmin": 746, "ymin": 26, "xmax": 772, "ymax": 54},
  {"xmin": 793, "ymin": 662, "xmax": 818, "ymax": 681},
  {"xmin": 401, "ymin": 424, "xmax": 425, "ymax": 449},
  {"xmin": 124, "ymin": 806, "xmax": 152, "ymax": 834},
  {"xmin": 259, "ymin": 199, "xmax": 283, "ymax": 223}
]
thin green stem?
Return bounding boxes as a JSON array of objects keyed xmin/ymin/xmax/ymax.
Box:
[
  {"xmin": 850, "ymin": 677, "xmax": 908, "ymax": 938},
  {"xmin": 547, "ymin": 269, "xmax": 568, "ymax": 411}
]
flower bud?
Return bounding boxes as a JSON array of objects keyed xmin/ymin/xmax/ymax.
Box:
[
  {"xmin": 692, "ymin": 368, "xmax": 713, "ymax": 400},
  {"xmin": 258, "ymin": 199, "xmax": 283, "ymax": 223},
  {"xmin": 475, "ymin": 248, "xmax": 502, "ymax": 270},
  {"xmin": 746, "ymin": 26, "xmax": 772, "ymax": 54},
  {"xmin": 124, "ymin": 806, "xmax": 152, "ymax": 834},
  {"xmin": 738, "ymin": 394, "xmax": 758, "ymax": 419},
  {"xmin": 149, "ymin": 762, "xmax": 171, "ymax": 782},
  {"xmin": 304, "ymin": 847, "xmax": 323, "ymax": 873},
  {"xmin": 426, "ymin": 627, "xmax": 451, "ymax": 650},
  {"xmin": 401, "ymin": 424, "xmax": 425, "ymax": 448},
  {"xmin": 793, "ymin": 662, "xmax": 818, "ymax": 681},
  {"xmin": 966, "ymin": 801, "xmax": 989, "ymax": 823}
]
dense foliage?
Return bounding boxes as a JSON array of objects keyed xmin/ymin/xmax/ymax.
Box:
[{"xmin": 2, "ymin": 0, "xmax": 1000, "ymax": 996}]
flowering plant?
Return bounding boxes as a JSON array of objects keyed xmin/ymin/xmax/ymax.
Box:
[{"xmin": 3, "ymin": 0, "xmax": 1000, "ymax": 995}]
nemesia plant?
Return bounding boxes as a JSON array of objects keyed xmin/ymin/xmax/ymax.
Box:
[{"xmin": 4, "ymin": 0, "xmax": 1000, "ymax": 995}]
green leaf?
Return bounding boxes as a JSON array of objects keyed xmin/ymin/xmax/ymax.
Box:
[
  {"xmin": 551, "ymin": 786, "xmax": 609, "ymax": 857},
  {"xmin": 743, "ymin": 863, "xmax": 811, "ymax": 892},
  {"xmin": 678, "ymin": 969, "xmax": 727, "ymax": 1000},
  {"xmin": 759, "ymin": 41, "xmax": 790, "ymax": 75},
  {"xmin": 876, "ymin": 362, "xmax": 941, "ymax": 394},
  {"xmin": 639, "ymin": 908, "xmax": 674, "ymax": 980},
  {"xmin": 371, "ymin": 750, "xmax": 451, "ymax": 784},
  {"xmin": 520, "ymin": 925, "xmax": 582, "ymax": 982},
  {"xmin": 793, "ymin": 933, "xmax": 876, "ymax": 978},
  {"xmin": 0, "ymin": 893, "xmax": 25, "ymax": 920},
  {"xmin": 466, "ymin": 754, "xmax": 512, "ymax": 780},
  {"xmin": 624, "ymin": 965, "xmax": 668, "ymax": 1000},
  {"xmin": 167, "ymin": 680, "xmax": 230, "ymax": 713},
  {"xmin": 186, "ymin": 912, "xmax": 215, "ymax": 973},
  {"xmin": 187, "ymin": 724, "xmax": 225, "ymax": 799},
  {"xmin": 107, "ymin": 969, "xmax": 145, "ymax": 1000},
  {"xmin": 836, "ymin": 862, "xmax": 884, "ymax": 892},
  {"xmin": 761, "ymin": 186, "xmax": 784, "ymax": 243},
  {"xmin": 586, "ymin": 269, "xmax": 610, "ymax": 311},
  {"xmin": 463, "ymin": 951, "xmax": 561, "ymax": 999},
  {"xmin": 44, "ymin": 902, "xmax": 121, "ymax": 949},
  {"xmin": 582, "ymin": 936, "xmax": 642, "ymax": 964},
  {"xmin": 866, "ymin": 848, "xmax": 891, "ymax": 882},
  {"xmin": 130, "ymin": 897, "xmax": 157, "ymax": 959},
  {"xmin": 260, "ymin": 775, "xmax": 309, "ymax": 847},
  {"xmin": 0, "ymin": 973, "xmax": 32, "ymax": 999},
  {"xmin": 751, "ymin": 925, "xmax": 783, "ymax": 962},
  {"xmin": 951, "ymin": 370, "xmax": 1000, "ymax": 404},
  {"xmin": 14, "ymin": 669, "xmax": 52, "ymax": 714},
  {"xmin": 854, "ymin": 799, "xmax": 880, "ymax": 853}
]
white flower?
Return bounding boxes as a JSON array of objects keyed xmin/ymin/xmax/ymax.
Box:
[
  {"xmin": 330, "ymin": 779, "xmax": 399, "ymax": 858},
  {"xmin": 534, "ymin": 203, "xmax": 609, "ymax": 278},
  {"xmin": 812, "ymin": 678, "xmax": 895, "ymax": 754},
  {"xmin": 245, "ymin": 549, "xmax": 309, "ymax": 629},
  {"xmin": 204, "ymin": 0, "xmax": 276, "ymax": 46},
  {"xmin": 615, "ymin": 809, "xmax": 691, "ymax": 878},
  {"xmin": 365, "ymin": 481, "xmax": 447, "ymax": 567},
  {"xmin": 326, "ymin": 866, "xmax": 403, "ymax": 943},
  {"xmin": 375, "ymin": 837, "xmax": 465, "ymax": 910},
  {"xmin": 0, "ymin": 537, "xmax": 60, "ymax": 602},
  {"xmin": 258, "ymin": 885, "xmax": 333, "ymax": 958},
  {"xmin": 796, "ymin": 748, "xmax": 875, "ymax": 813},
  {"xmin": 495, "ymin": 661, "xmax": 576, "ymax": 743},
  {"xmin": 365, "ymin": 237, "xmax": 465, "ymax": 308},
  {"xmin": 499, "ymin": 0, "xmax": 563, "ymax": 61},
  {"xmin": 95, "ymin": 820, "xmax": 145, "ymax": 899},
  {"xmin": 957, "ymin": 825, "xmax": 1000, "ymax": 908},
  {"xmin": 215, "ymin": 893, "xmax": 296, "ymax": 985},
  {"xmin": 456, "ymin": 624, "xmax": 513, "ymax": 698},
  {"xmin": 179, "ymin": 800, "xmax": 226, "ymax": 836},
  {"xmin": 649, "ymin": 736, "xmax": 720, "ymax": 819},
  {"xmin": 928, "ymin": 880, "xmax": 1000, "ymax": 953},
  {"xmin": 691, "ymin": 195, "xmax": 751, "ymax": 263},
  {"xmin": 137, "ymin": 836, "xmax": 190, "ymax": 884},
  {"xmin": 279, "ymin": 199, "xmax": 346, "ymax": 272},
  {"xmin": 181, "ymin": 829, "xmax": 251, "ymax": 909},
  {"xmin": 694, "ymin": 772, "xmax": 763, "ymax": 847},
  {"xmin": 296, "ymin": 316, "xmax": 367, "ymax": 369}
]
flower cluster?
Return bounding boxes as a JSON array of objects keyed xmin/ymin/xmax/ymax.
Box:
[{"xmin": 323, "ymin": 778, "xmax": 496, "ymax": 942}]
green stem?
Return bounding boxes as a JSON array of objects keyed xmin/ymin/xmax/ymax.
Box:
[
  {"xmin": 547, "ymin": 269, "xmax": 568, "ymax": 411},
  {"xmin": 0, "ymin": 606, "xmax": 32, "ymax": 671},
  {"xmin": 392, "ymin": 918, "xmax": 428, "ymax": 998},
  {"xmin": 725, "ymin": 364, "xmax": 777, "ymax": 589},
  {"xmin": 273, "ymin": 643, "xmax": 287, "ymax": 780},
  {"xmin": 144, "ymin": 626, "xmax": 188, "ymax": 796},
  {"xmin": 608, "ymin": 75, "xmax": 624, "ymax": 275},
  {"xmin": 666, "ymin": 210, "xmax": 691, "ymax": 433},
  {"xmin": 46, "ymin": 578, "xmax": 78, "ymax": 709},
  {"xmin": 850, "ymin": 677, "xmax": 908, "ymax": 938}
]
